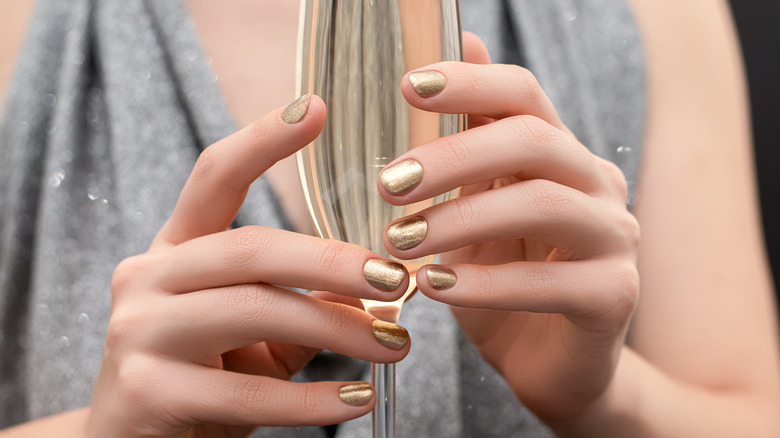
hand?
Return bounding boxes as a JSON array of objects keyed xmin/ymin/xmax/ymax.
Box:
[
  {"xmin": 378, "ymin": 34, "xmax": 639, "ymax": 424},
  {"xmin": 87, "ymin": 96, "xmax": 412, "ymax": 438}
]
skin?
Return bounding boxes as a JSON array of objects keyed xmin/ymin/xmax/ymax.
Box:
[
  {"xmin": 1, "ymin": 0, "xmax": 779, "ymax": 437},
  {"xmin": 0, "ymin": 0, "xmax": 37, "ymax": 112},
  {"xmin": 389, "ymin": 53, "xmax": 640, "ymax": 425}
]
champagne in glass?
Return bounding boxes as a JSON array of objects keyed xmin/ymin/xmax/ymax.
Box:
[{"xmin": 295, "ymin": 1, "xmax": 462, "ymax": 436}]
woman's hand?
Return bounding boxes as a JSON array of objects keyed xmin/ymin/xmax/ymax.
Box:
[
  {"xmin": 378, "ymin": 35, "xmax": 639, "ymax": 424},
  {"xmin": 87, "ymin": 96, "xmax": 412, "ymax": 438}
]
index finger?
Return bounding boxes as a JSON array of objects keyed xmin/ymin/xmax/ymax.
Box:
[
  {"xmin": 401, "ymin": 62, "xmax": 566, "ymax": 131},
  {"xmin": 153, "ymin": 94, "xmax": 325, "ymax": 249}
]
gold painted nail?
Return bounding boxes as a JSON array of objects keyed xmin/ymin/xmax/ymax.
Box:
[
  {"xmin": 387, "ymin": 217, "xmax": 427, "ymax": 250},
  {"xmin": 339, "ymin": 382, "xmax": 374, "ymax": 406},
  {"xmin": 409, "ymin": 71, "xmax": 446, "ymax": 96},
  {"xmin": 380, "ymin": 159, "xmax": 423, "ymax": 195},
  {"xmin": 282, "ymin": 94, "xmax": 311, "ymax": 124},
  {"xmin": 363, "ymin": 259, "xmax": 406, "ymax": 291},
  {"xmin": 425, "ymin": 266, "xmax": 457, "ymax": 290},
  {"xmin": 372, "ymin": 320, "xmax": 409, "ymax": 350}
]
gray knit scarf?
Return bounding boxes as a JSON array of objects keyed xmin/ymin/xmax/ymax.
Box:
[{"xmin": 0, "ymin": 0, "xmax": 644, "ymax": 436}]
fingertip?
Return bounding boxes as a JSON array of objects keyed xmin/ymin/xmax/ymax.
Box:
[
  {"xmin": 362, "ymin": 259, "xmax": 410, "ymax": 301},
  {"xmin": 422, "ymin": 265, "xmax": 458, "ymax": 290},
  {"xmin": 409, "ymin": 70, "xmax": 447, "ymax": 97},
  {"xmin": 375, "ymin": 176, "xmax": 418, "ymax": 207},
  {"xmin": 278, "ymin": 94, "xmax": 327, "ymax": 131},
  {"xmin": 281, "ymin": 94, "xmax": 311, "ymax": 124},
  {"xmin": 417, "ymin": 265, "xmax": 458, "ymax": 302},
  {"xmin": 379, "ymin": 158, "xmax": 424, "ymax": 196},
  {"xmin": 338, "ymin": 382, "xmax": 375, "ymax": 407},
  {"xmin": 307, "ymin": 94, "xmax": 328, "ymax": 120},
  {"xmin": 462, "ymin": 31, "xmax": 491, "ymax": 64},
  {"xmin": 382, "ymin": 216, "xmax": 428, "ymax": 260},
  {"xmin": 371, "ymin": 320, "xmax": 410, "ymax": 351},
  {"xmin": 401, "ymin": 66, "xmax": 450, "ymax": 105}
]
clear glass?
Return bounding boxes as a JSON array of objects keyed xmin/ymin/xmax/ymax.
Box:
[{"xmin": 295, "ymin": 1, "xmax": 462, "ymax": 436}]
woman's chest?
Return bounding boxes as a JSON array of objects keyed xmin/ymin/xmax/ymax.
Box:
[
  {"xmin": 186, "ymin": 0, "xmax": 313, "ymax": 233},
  {"xmin": 186, "ymin": 0, "xmax": 299, "ymax": 126}
]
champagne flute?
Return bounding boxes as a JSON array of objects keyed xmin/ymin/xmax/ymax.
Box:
[{"xmin": 295, "ymin": 1, "xmax": 462, "ymax": 436}]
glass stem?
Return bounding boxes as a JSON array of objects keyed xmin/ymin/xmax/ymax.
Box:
[{"xmin": 372, "ymin": 362, "xmax": 395, "ymax": 438}]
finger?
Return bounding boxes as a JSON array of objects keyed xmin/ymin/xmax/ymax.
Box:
[
  {"xmin": 460, "ymin": 31, "xmax": 496, "ymax": 129},
  {"xmin": 382, "ymin": 180, "xmax": 635, "ymax": 260},
  {"xmin": 402, "ymin": 62, "xmax": 566, "ymax": 130},
  {"xmin": 377, "ymin": 115, "xmax": 621, "ymax": 203},
  {"xmin": 153, "ymin": 226, "xmax": 409, "ymax": 300},
  {"xmin": 151, "ymin": 283, "xmax": 411, "ymax": 363},
  {"xmin": 153, "ymin": 95, "xmax": 326, "ymax": 249},
  {"xmin": 190, "ymin": 374, "xmax": 376, "ymax": 427},
  {"xmin": 417, "ymin": 259, "xmax": 639, "ymax": 326},
  {"xmin": 222, "ymin": 289, "xmax": 365, "ymax": 380},
  {"xmin": 221, "ymin": 342, "xmax": 321, "ymax": 381},
  {"xmin": 144, "ymin": 361, "xmax": 376, "ymax": 428},
  {"xmin": 462, "ymin": 31, "xmax": 491, "ymax": 64},
  {"xmin": 309, "ymin": 289, "xmax": 365, "ymax": 309}
]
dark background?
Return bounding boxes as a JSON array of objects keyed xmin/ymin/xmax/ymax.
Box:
[{"xmin": 728, "ymin": 0, "xmax": 780, "ymax": 299}]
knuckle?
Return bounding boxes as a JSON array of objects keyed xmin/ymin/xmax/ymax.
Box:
[
  {"xmin": 512, "ymin": 114, "xmax": 557, "ymax": 147},
  {"xmin": 111, "ymin": 255, "xmax": 149, "ymax": 299},
  {"xmin": 193, "ymin": 140, "xmax": 267, "ymax": 196},
  {"xmin": 233, "ymin": 379, "xmax": 271, "ymax": 411},
  {"xmin": 192, "ymin": 145, "xmax": 249, "ymax": 195},
  {"xmin": 523, "ymin": 264, "xmax": 554, "ymax": 298},
  {"xmin": 226, "ymin": 283, "xmax": 272, "ymax": 328},
  {"xmin": 317, "ymin": 240, "xmax": 350, "ymax": 273},
  {"xmin": 449, "ymin": 197, "xmax": 479, "ymax": 234},
  {"xmin": 246, "ymin": 122, "xmax": 277, "ymax": 170},
  {"xmin": 510, "ymin": 65, "xmax": 547, "ymax": 106},
  {"xmin": 105, "ymin": 305, "xmax": 154, "ymax": 354},
  {"xmin": 222, "ymin": 226, "xmax": 271, "ymax": 270},
  {"xmin": 299, "ymin": 384, "xmax": 325, "ymax": 418},
  {"xmin": 604, "ymin": 200, "xmax": 641, "ymax": 252},
  {"xmin": 190, "ymin": 145, "xmax": 220, "ymax": 184},
  {"xmin": 435, "ymin": 134, "xmax": 474, "ymax": 174},
  {"xmin": 105, "ymin": 313, "xmax": 132, "ymax": 348},
  {"xmin": 620, "ymin": 212, "xmax": 641, "ymax": 250},
  {"xmin": 600, "ymin": 159, "xmax": 629, "ymax": 198},
  {"xmin": 474, "ymin": 265, "xmax": 494, "ymax": 301},
  {"xmin": 609, "ymin": 261, "xmax": 640, "ymax": 317},
  {"xmin": 325, "ymin": 302, "xmax": 354, "ymax": 335},
  {"xmin": 527, "ymin": 181, "xmax": 574, "ymax": 223},
  {"xmin": 113, "ymin": 353, "xmax": 162, "ymax": 409}
]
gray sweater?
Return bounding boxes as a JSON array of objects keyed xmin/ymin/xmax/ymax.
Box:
[{"xmin": 0, "ymin": 0, "xmax": 645, "ymax": 436}]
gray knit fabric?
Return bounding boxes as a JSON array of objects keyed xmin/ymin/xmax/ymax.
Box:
[{"xmin": 0, "ymin": 0, "xmax": 645, "ymax": 436}]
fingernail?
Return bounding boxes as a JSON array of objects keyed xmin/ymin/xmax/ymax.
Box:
[
  {"xmin": 387, "ymin": 217, "xmax": 427, "ymax": 250},
  {"xmin": 282, "ymin": 94, "xmax": 311, "ymax": 124},
  {"xmin": 372, "ymin": 320, "xmax": 409, "ymax": 349},
  {"xmin": 339, "ymin": 382, "xmax": 374, "ymax": 406},
  {"xmin": 363, "ymin": 259, "xmax": 406, "ymax": 291},
  {"xmin": 425, "ymin": 266, "xmax": 457, "ymax": 290},
  {"xmin": 409, "ymin": 71, "xmax": 446, "ymax": 96},
  {"xmin": 380, "ymin": 159, "xmax": 423, "ymax": 195}
]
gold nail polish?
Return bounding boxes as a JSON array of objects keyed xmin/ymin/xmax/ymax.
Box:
[
  {"xmin": 339, "ymin": 382, "xmax": 374, "ymax": 406},
  {"xmin": 425, "ymin": 266, "xmax": 457, "ymax": 290},
  {"xmin": 372, "ymin": 320, "xmax": 409, "ymax": 350},
  {"xmin": 380, "ymin": 159, "xmax": 423, "ymax": 195},
  {"xmin": 282, "ymin": 94, "xmax": 311, "ymax": 124},
  {"xmin": 409, "ymin": 71, "xmax": 446, "ymax": 96},
  {"xmin": 363, "ymin": 259, "xmax": 406, "ymax": 291},
  {"xmin": 387, "ymin": 217, "xmax": 427, "ymax": 250}
]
